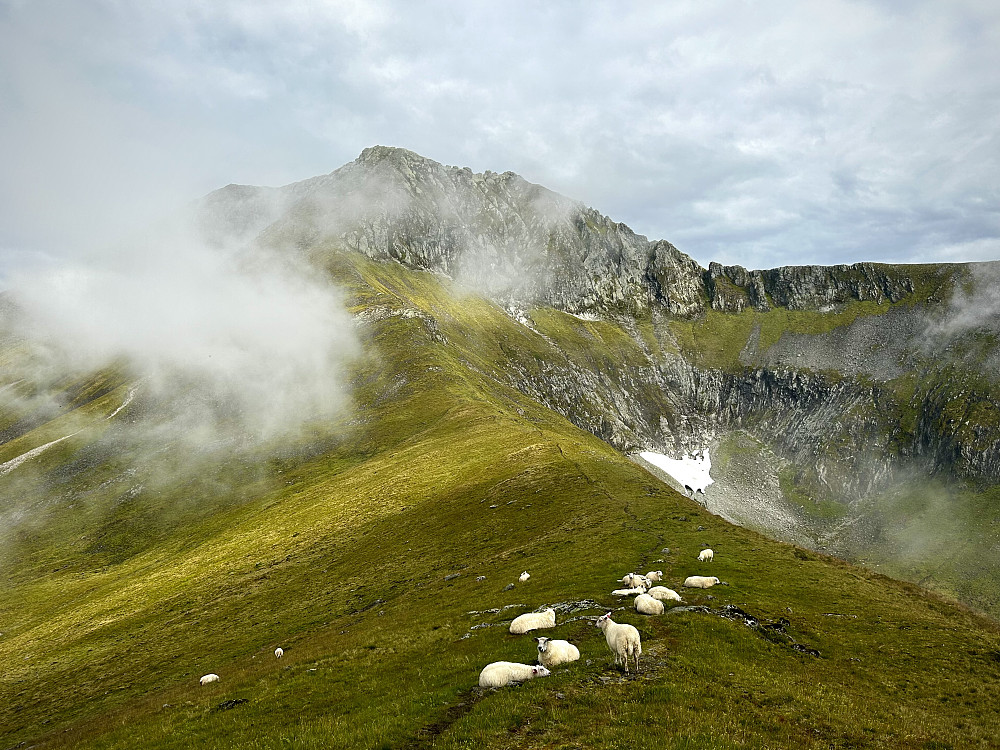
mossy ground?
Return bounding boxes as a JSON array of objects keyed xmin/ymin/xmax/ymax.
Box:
[{"xmin": 2, "ymin": 255, "xmax": 1000, "ymax": 748}]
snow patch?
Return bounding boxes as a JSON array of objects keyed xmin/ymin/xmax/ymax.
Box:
[
  {"xmin": 0, "ymin": 433, "xmax": 79, "ymax": 477},
  {"xmin": 638, "ymin": 450, "xmax": 714, "ymax": 495}
]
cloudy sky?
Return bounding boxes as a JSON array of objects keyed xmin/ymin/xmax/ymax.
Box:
[{"xmin": 2, "ymin": 0, "xmax": 999, "ymax": 272}]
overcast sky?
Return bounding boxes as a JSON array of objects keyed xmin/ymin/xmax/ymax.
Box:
[{"xmin": 1, "ymin": 0, "xmax": 998, "ymax": 273}]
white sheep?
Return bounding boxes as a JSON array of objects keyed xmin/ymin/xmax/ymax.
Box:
[
  {"xmin": 611, "ymin": 585, "xmax": 647, "ymax": 596},
  {"xmin": 683, "ymin": 575, "xmax": 721, "ymax": 588},
  {"xmin": 275, "ymin": 647, "xmax": 284, "ymax": 659},
  {"xmin": 595, "ymin": 612, "xmax": 641, "ymax": 673},
  {"xmin": 620, "ymin": 573, "xmax": 649, "ymax": 589},
  {"xmin": 199, "ymin": 673, "xmax": 220, "ymax": 685},
  {"xmin": 634, "ymin": 593, "xmax": 665, "ymax": 615},
  {"xmin": 535, "ymin": 637, "xmax": 580, "ymax": 668},
  {"xmin": 509, "ymin": 607, "xmax": 556, "ymax": 634},
  {"xmin": 645, "ymin": 570, "xmax": 664, "ymax": 582},
  {"xmin": 647, "ymin": 586, "xmax": 683, "ymax": 602},
  {"xmin": 479, "ymin": 661, "xmax": 551, "ymax": 688},
  {"xmin": 519, "ymin": 571, "xmax": 531, "ymax": 582},
  {"xmin": 698, "ymin": 548, "xmax": 714, "ymax": 562}
]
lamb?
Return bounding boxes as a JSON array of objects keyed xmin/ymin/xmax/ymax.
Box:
[
  {"xmin": 274, "ymin": 647, "xmax": 284, "ymax": 659},
  {"xmin": 698, "ymin": 548, "xmax": 714, "ymax": 562},
  {"xmin": 519, "ymin": 571, "xmax": 531, "ymax": 582},
  {"xmin": 647, "ymin": 586, "xmax": 683, "ymax": 602},
  {"xmin": 509, "ymin": 607, "xmax": 556, "ymax": 634},
  {"xmin": 620, "ymin": 573, "xmax": 649, "ymax": 588},
  {"xmin": 645, "ymin": 570, "xmax": 664, "ymax": 582},
  {"xmin": 199, "ymin": 673, "xmax": 220, "ymax": 685},
  {"xmin": 683, "ymin": 575, "xmax": 721, "ymax": 588},
  {"xmin": 634, "ymin": 593, "xmax": 665, "ymax": 615},
  {"xmin": 535, "ymin": 637, "xmax": 580, "ymax": 668},
  {"xmin": 595, "ymin": 612, "xmax": 641, "ymax": 673},
  {"xmin": 479, "ymin": 661, "xmax": 551, "ymax": 688},
  {"xmin": 611, "ymin": 585, "xmax": 647, "ymax": 596}
]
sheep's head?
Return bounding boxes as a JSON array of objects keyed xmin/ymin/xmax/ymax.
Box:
[
  {"xmin": 532, "ymin": 665, "xmax": 551, "ymax": 677},
  {"xmin": 713, "ymin": 577, "xmax": 721, "ymax": 584},
  {"xmin": 595, "ymin": 612, "xmax": 612, "ymax": 629},
  {"xmin": 536, "ymin": 637, "xmax": 549, "ymax": 652}
]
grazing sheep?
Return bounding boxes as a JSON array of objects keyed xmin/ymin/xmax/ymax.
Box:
[
  {"xmin": 199, "ymin": 673, "xmax": 220, "ymax": 685},
  {"xmin": 535, "ymin": 637, "xmax": 580, "ymax": 668},
  {"xmin": 519, "ymin": 571, "xmax": 531, "ymax": 582},
  {"xmin": 595, "ymin": 612, "xmax": 641, "ymax": 673},
  {"xmin": 611, "ymin": 585, "xmax": 647, "ymax": 596},
  {"xmin": 274, "ymin": 647, "xmax": 284, "ymax": 659},
  {"xmin": 683, "ymin": 575, "xmax": 721, "ymax": 589},
  {"xmin": 647, "ymin": 586, "xmax": 683, "ymax": 602},
  {"xmin": 479, "ymin": 661, "xmax": 551, "ymax": 688},
  {"xmin": 634, "ymin": 593, "xmax": 665, "ymax": 615},
  {"xmin": 645, "ymin": 570, "xmax": 664, "ymax": 582},
  {"xmin": 509, "ymin": 608, "xmax": 556, "ymax": 634},
  {"xmin": 698, "ymin": 548, "xmax": 714, "ymax": 562}
]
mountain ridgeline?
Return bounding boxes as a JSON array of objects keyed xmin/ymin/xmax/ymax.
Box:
[{"xmin": 201, "ymin": 146, "xmax": 1000, "ymax": 613}]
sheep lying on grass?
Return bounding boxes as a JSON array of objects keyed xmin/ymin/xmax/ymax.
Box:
[
  {"xmin": 683, "ymin": 575, "xmax": 721, "ymax": 589},
  {"xmin": 199, "ymin": 674, "xmax": 220, "ymax": 685},
  {"xmin": 698, "ymin": 548, "xmax": 714, "ymax": 562},
  {"xmin": 519, "ymin": 571, "xmax": 531, "ymax": 582},
  {"xmin": 620, "ymin": 573, "xmax": 649, "ymax": 589},
  {"xmin": 479, "ymin": 661, "xmax": 551, "ymax": 688},
  {"xmin": 647, "ymin": 586, "xmax": 682, "ymax": 602},
  {"xmin": 509, "ymin": 608, "xmax": 556, "ymax": 634},
  {"xmin": 645, "ymin": 570, "xmax": 664, "ymax": 582},
  {"xmin": 535, "ymin": 637, "xmax": 580, "ymax": 668},
  {"xmin": 595, "ymin": 612, "xmax": 641, "ymax": 673},
  {"xmin": 634, "ymin": 593, "xmax": 665, "ymax": 615},
  {"xmin": 611, "ymin": 586, "xmax": 647, "ymax": 597}
]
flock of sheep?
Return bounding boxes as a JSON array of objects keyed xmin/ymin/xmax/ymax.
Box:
[{"xmin": 478, "ymin": 548, "xmax": 720, "ymax": 688}]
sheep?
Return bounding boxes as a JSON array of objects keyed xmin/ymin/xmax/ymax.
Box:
[
  {"xmin": 620, "ymin": 573, "xmax": 649, "ymax": 589},
  {"xmin": 611, "ymin": 585, "xmax": 647, "ymax": 596},
  {"xmin": 698, "ymin": 548, "xmax": 714, "ymax": 562},
  {"xmin": 509, "ymin": 607, "xmax": 556, "ymax": 634},
  {"xmin": 647, "ymin": 586, "xmax": 683, "ymax": 602},
  {"xmin": 683, "ymin": 575, "xmax": 721, "ymax": 589},
  {"xmin": 519, "ymin": 571, "xmax": 531, "ymax": 582},
  {"xmin": 479, "ymin": 661, "xmax": 551, "ymax": 688},
  {"xmin": 634, "ymin": 593, "xmax": 664, "ymax": 615},
  {"xmin": 199, "ymin": 673, "xmax": 220, "ymax": 685},
  {"xmin": 274, "ymin": 647, "xmax": 284, "ymax": 659},
  {"xmin": 535, "ymin": 637, "xmax": 580, "ymax": 668},
  {"xmin": 645, "ymin": 570, "xmax": 664, "ymax": 582},
  {"xmin": 595, "ymin": 612, "xmax": 641, "ymax": 673}
]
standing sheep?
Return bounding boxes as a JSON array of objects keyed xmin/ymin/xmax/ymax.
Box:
[
  {"xmin": 199, "ymin": 674, "xmax": 220, "ymax": 685},
  {"xmin": 509, "ymin": 608, "xmax": 556, "ymax": 634},
  {"xmin": 698, "ymin": 549, "xmax": 714, "ymax": 562},
  {"xmin": 634, "ymin": 593, "xmax": 665, "ymax": 615},
  {"xmin": 535, "ymin": 637, "xmax": 580, "ymax": 668},
  {"xmin": 274, "ymin": 647, "xmax": 284, "ymax": 658},
  {"xmin": 595, "ymin": 612, "xmax": 641, "ymax": 673},
  {"xmin": 479, "ymin": 661, "xmax": 551, "ymax": 688},
  {"xmin": 683, "ymin": 575, "xmax": 721, "ymax": 589},
  {"xmin": 647, "ymin": 586, "xmax": 683, "ymax": 602}
]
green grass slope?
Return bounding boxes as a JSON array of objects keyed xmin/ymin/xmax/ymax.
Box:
[{"xmin": 2, "ymin": 256, "xmax": 1000, "ymax": 748}]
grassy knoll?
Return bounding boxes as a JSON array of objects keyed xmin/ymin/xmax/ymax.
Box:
[{"xmin": 2, "ymin": 256, "xmax": 1000, "ymax": 748}]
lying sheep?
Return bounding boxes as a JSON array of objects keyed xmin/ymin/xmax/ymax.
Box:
[
  {"xmin": 645, "ymin": 570, "xmax": 664, "ymax": 582},
  {"xmin": 683, "ymin": 575, "xmax": 721, "ymax": 588},
  {"xmin": 595, "ymin": 612, "xmax": 641, "ymax": 673},
  {"xmin": 479, "ymin": 661, "xmax": 551, "ymax": 688},
  {"xmin": 621, "ymin": 573, "xmax": 650, "ymax": 589},
  {"xmin": 634, "ymin": 593, "xmax": 664, "ymax": 615},
  {"xmin": 647, "ymin": 586, "xmax": 683, "ymax": 602},
  {"xmin": 536, "ymin": 637, "xmax": 580, "ymax": 668},
  {"xmin": 519, "ymin": 571, "xmax": 531, "ymax": 582},
  {"xmin": 274, "ymin": 647, "xmax": 284, "ymax": 659},
  {"xmin": 199, "ymin": 673, "xmax": 220, "ymax": 685},
  {"xmin": 509, "ymin": 608, "xmax": 556, "ymax": 634},
  {"xmin": 698, "ymin": 548, "xmax": 714, "ymax": 562},
  {"xmin": 611, "ymin": 585, "xmax": 647, "ymax": 596}
]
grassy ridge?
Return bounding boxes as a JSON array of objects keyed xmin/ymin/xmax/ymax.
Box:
[{"xmin": 2, "ymin": 257, "xmax": 1000, "ymax": 747}]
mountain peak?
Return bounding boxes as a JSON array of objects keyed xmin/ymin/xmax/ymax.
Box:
[{"xmin": 355, "ymin": 144, "xmax": 435, "ymax": 168}]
